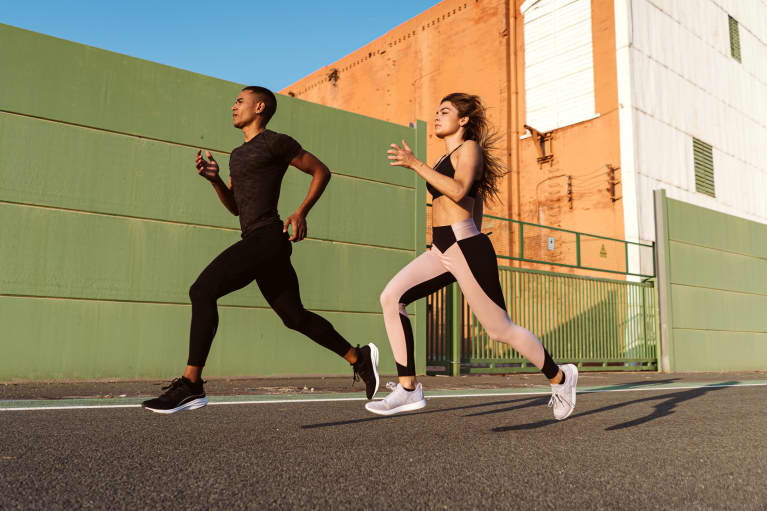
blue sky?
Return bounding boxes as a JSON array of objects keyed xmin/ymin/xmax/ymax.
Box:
[{"xmin": 0, "ymin": 0, "xmax": 440, "ymax": 90}]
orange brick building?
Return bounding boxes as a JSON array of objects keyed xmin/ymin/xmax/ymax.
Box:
[{"xmin": 282, "ymin": 0, "xmax": 626, "ymax": 272}]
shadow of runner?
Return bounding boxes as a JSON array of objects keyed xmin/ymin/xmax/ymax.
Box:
[
  {"xmin": 463, "ymin": 397, "xmax": 549, "ymax": 417},
  {"xmin": 493, "ymin": 381, "xmax": 740, "ymax": 432},
  {"xmin": 585, "ymin": 378, "xmax": 680, "ymax": 392},
  {"xmin": 301, "ymin": 395, "xmax": 545, "ymax": 429},
  {"xmin": 464, "ymin": 380, "xmax": 681, "ymax": 419}
]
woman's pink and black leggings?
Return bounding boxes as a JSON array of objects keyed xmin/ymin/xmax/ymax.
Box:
[{"xmin": 380, "ymin": 219, "xmax": 559, "ymax": 378}]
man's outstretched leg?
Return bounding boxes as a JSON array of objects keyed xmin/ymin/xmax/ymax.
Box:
[
  {"xmin": 254, "ymin": 233, "xmax": 379, "ymax": 399},
  {"xmin": 142, "ymin": 236, "xmax": 260, "ymax": 413}
]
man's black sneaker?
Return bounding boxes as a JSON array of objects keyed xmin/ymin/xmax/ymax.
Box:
[
  {"xmin": 142, "ymin": 376, "xmax": 208, "ymax": 414},
  {"xmin": 352, "ymin": 343, "xmax": 380, "ymax": 400}
]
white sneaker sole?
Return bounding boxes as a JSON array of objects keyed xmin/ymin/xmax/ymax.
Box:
[
  {"xmin": 369, "ymin": 343, "xmax": 380, "ymax": 398},
  {"xmin": 364, "ymin": 398, "xmax": 427, "ymax": 416},
  {"xmin": 144, "ymin": 396, "xmax": 208, "ymax": 415}
]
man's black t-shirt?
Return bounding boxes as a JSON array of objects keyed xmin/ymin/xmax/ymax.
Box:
[{"xmin": 228, "ymin": 129, "xmax": 302, "ymax": 237}]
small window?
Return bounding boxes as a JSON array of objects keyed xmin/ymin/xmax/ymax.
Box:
[
  {"xmin": 693, "ymin": 137, "xmax": 715, "ymax": 197},
  {"xmin": 729, "ymin": 16, "xmax": 741, "ymax": 62}
]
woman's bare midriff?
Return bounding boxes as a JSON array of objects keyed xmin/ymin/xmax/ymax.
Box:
[{"xmin": 432, "ymin": 195, "xmax": 482, "ymax": 229}]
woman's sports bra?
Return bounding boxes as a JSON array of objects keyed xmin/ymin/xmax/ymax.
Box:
[{"xmin": 426, "ymin": 144, "xmax": 480, "ymax": 200}]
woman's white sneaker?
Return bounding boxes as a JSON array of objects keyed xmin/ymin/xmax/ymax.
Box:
[
  {"xmin": 365, "ymin": 382, "xmax": 427, "ymax": 416},
  {"xmin": 548, "ymin": 364, "xmax": 578, "ymax": 420}
]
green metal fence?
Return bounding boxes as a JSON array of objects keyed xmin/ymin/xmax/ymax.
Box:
[
  {"xmin": 427, "ymin": 268, "xmax": 658, "ymax": 374},
  {"xmin": 426, "ymin": 213, "xmax": 658, "ymax": 375}
]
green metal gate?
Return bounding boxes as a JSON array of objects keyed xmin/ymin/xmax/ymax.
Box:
[{"xmin": 426, "ymin": 216, "xmax": 658, "ymax": 375}]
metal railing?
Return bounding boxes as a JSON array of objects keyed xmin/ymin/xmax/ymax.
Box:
[
  {"xmin": 483, "ymin": 214, "xmax": 656, "ymax": 278},
  {"xmin": 426, "ymin": 206, "xmax": 656, "ymax": 278}
]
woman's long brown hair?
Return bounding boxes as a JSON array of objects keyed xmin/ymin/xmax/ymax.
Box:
[{"xmin": 441, "ymin": 93, "xmax": 507, "ymax": 204}]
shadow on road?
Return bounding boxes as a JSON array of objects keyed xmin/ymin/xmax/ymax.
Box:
[
  {"xmin": 301, "ymin": 395, "xmax": 546, "ymax": 429},
  {"xmin": 492, "ymin": 381, "xmax": 740, "ymax": 433},
  {"xmin": 464, "ymin": 379, "xmax": 681, "ymax": 418}
]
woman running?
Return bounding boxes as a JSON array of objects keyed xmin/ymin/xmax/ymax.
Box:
[{"xmin": 366, "ymin": 93, "xmax": 577, "ymax": 419}]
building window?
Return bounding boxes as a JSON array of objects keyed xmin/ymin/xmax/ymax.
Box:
[
  {"xmin": 693, "ymin": 137, "xmax": 715, "ymax": 198},
  {"xmin": 521, "ymin": 0, "xmax": 596, "ymax": 133},
  {"xmin": 728, "ymin": 16, "xmax": 741, "ymax": 62}
]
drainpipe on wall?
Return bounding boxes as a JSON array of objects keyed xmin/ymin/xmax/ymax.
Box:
[{"xmin": 509, "ymin": 1, "xmax": 522, "ymax": 263}]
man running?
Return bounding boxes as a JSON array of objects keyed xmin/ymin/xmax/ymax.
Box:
[{"xmin": 142, "ymin": 86, "xmax": 379, "ymax": 413}]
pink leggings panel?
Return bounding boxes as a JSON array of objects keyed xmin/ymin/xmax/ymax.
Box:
[{"xmin": 380, "ymin": 219, "xmax": 546, "ymax": 375}]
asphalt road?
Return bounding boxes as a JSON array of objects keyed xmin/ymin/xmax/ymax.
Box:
[{"xmin": 1, "ymin": 382, "xmax": 765, "ymax": 510}]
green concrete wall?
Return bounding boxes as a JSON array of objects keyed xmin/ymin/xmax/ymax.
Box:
[
  {"xmin": 655, "ymin": 190, "xmax": 767, "ymax": 371},
  {"xmin": 0, "ymin": 24, "xmax": 427, "ymax": 380}
]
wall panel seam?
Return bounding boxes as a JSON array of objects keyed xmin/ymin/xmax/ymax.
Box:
[
  {"xmin": 670, "ymin": 283, "xmax": 767, "ymax": 298},
  {"xmin": 0, "ymin": 200, "xmax": 416, "ymax": 253},
  {"xmin": 0, "ymin": 293, "xmax": 389, "ymax": 315},
  {"xmin": 667, "ymin": 238, "xmax": 767, "ymax": 261},
  {"xmin": 673, "ymin": 327, "xmax": 767, "ymax": 334},
  {"xmin": 0, "ymin": 109, "xmax": 234, "ymax": 153},
  {"xmin": 0, "ymin": 110, "xmax": 415, "ymax": 190}
]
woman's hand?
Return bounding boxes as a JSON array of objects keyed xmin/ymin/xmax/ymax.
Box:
[{"xmin": 387, "ymin": 140, "xmax": 419, "ymax": 170}]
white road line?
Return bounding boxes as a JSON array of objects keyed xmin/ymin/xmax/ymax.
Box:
[{"xmin": 1, "ymin": 382, "xmax": 765, "ymax": 411}]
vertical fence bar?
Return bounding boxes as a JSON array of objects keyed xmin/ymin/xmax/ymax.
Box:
[
  {"xmin": 625, "ymin": 241, "xmax": 630, "ymax": 274},
  {"xmin": 619, "ymin": 282, "xmax": 626, "ymax": 362},
  {"xmin": 555, "ymin": 274, "xmax": 561, "ymax": 359},
  {"xmin": 615, "ymin": 281, "xmax": 621, "ymax": 362},
  {"xmin": 641, "ymin": 281, "xmax": 648, "ymax": 362},
  {"xmin": 582, "ymin": 277, "xmax": 588, "ymax": 360},
  {"xmin": 564, "ymin": 276, "xmax": 568, "ymax": 360},
  {"xmin": 536, "ymin": 272, "xmax": 541, "ymax": 360},
  {"xmin": 595, "ymin": 279, "xmax": 602, "ymax": 364},
  {"xmin": 576, "ymin": 232, "xmax": 581, "ymax": 268},
  {"xmin": 609, "ymin": 281, "xmax": 615, "ymax": 363},
  {"xmin": 601, "ymin": 279, "xmax": 606, "ymax": 362},
  {"xmin": 589, "ymin": 278, "xmax": 596, "ymax": 359},
  {"xmin": 444, "ymin": 284, "xmax": 453, "ymax": 374},
  {"xmin": 575, "ymin": 276, "xmax": 581, "ymax": 366},
  {"xmin": 604, "ymin": 280, "xmax": 610, "ymax": 364},
  {"xmin": 548, "ymin": 274, "xmax": 554, "ymax": 358}
]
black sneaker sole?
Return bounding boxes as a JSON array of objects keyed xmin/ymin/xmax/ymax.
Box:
[{"xmin": 143, "ymin": 396, "xmax": 208, "ymax": 415}]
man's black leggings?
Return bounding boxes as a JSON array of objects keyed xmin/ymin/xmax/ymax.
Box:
[{"xmin": 187, "ymin": 222, "xmax": 352, "ymax": 367}]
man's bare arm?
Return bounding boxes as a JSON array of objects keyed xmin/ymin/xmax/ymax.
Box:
[{"xmin": 283, "ymin": 150, "xmax": 331, "ymax": 242}]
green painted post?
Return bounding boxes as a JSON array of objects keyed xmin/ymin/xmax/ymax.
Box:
[
  {"xmin": 451, "ymin": 282, "xmax": 461, "ymax": 376},
  {"xmin": 652, "ymin": 279, "xmax": 662, "ymax": 372},
  {"xmin": 653, "ymin": 189, "xmax": 674, "ymax": 372},
  {"xmin": 414, "ymin": 120, "xmax": 428, "ymax": 375}
]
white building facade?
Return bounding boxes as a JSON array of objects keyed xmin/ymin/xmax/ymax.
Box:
[{"xmin": 615, "ymin": 0, "xmax": 767, "ymax": 249}]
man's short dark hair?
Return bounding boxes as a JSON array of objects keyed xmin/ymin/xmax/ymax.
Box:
[{"xmin": 242, "ymin": 86, "xmax": 277, "ymax": 124}]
